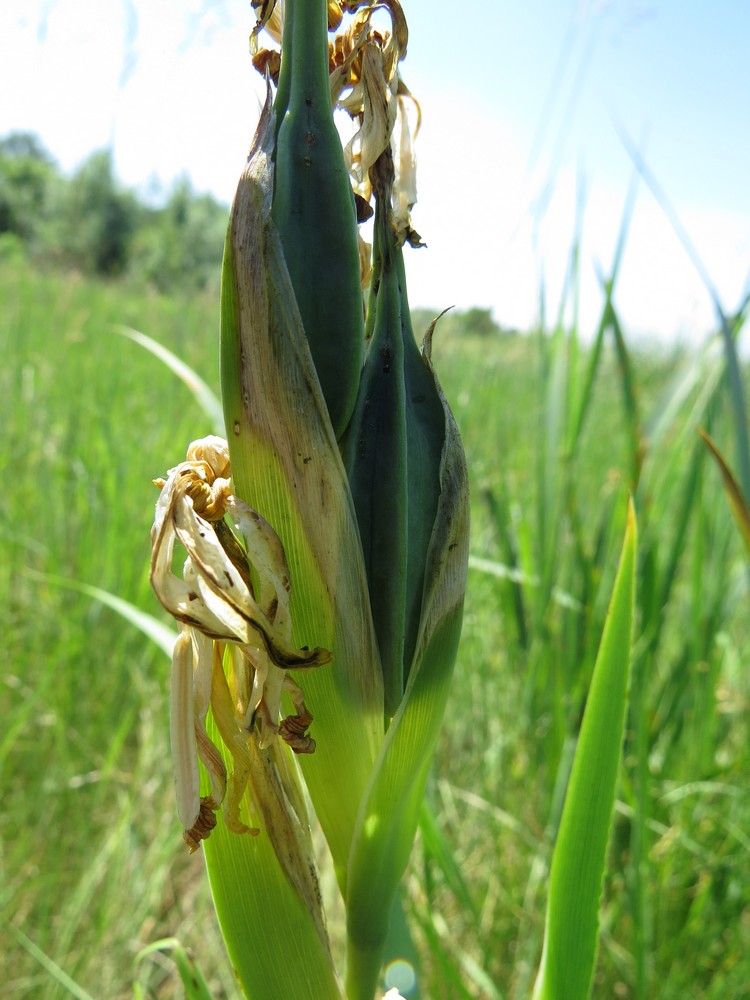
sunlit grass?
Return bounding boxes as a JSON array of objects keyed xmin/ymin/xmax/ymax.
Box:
[{"xmin": 1, "ymin": 261, "xmax": 749, "ymax": 998}]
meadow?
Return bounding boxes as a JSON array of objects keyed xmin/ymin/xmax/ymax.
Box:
[{"xmin": 1, "ymin": 258, "xmax": 748, "ymax": 999}]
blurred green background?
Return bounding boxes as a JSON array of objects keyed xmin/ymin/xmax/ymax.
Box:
[{"xmin": 2, "ymin": 204, "xmax": 749, "ymax": 994}]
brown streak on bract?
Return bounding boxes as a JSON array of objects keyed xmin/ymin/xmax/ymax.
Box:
[{"xmin": 215, "ymin": 519, "xmax": 256, "ymax": 596}]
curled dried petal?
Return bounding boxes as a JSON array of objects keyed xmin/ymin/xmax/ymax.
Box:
[
  {"xmin": 252, "ymin": 47, "xmax": 281, "ymax": 85},
  {"xmin": 278, "ymin": 675, "xmax": 316, "ymax": 754},
  {"xmin": 152, "ymin": 457, "xmax": 330, "ymax": 670},
  {"xmin": 151, "ymin": 437, "xmax": 331, "ymax": 852},
  {"xmin": 186, "ymin": 435, "xmax": 231, "ymax": 478},
  {"xmin": 279, "ymin": 713, "xmax": 316, "ymax": 754},
  {"xmin": 183, "ymin": 798, "xmax": 219, "ymax": 854}
]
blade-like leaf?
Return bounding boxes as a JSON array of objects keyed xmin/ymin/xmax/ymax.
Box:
[
  {"xmin": 346, "ymin": 605, "xmax": 464, "ymax": 1000},
  {"xmin": 8, "ymin": 926, "xmax": 96, "ymax": 1000},
  {"xmin": 418, "ymin": 799, "xmax": 477, "ymax": 920},
  {"xmin": 134, "ymin": 938, "xmax": 213, "ymax": 1000},
  {"xmin": 23, "ymin": 570, "xmax": 177, "ymax": 657},
  {"xmin": 116, "ymin": 325, "xmax": 224, "ymax": 434},
  {"xmin": 699, "ymin": 426, "xmax": 750, "ymax": 557},
  {"xmin": 532, "ymin": 499, "xmax": 637, "ymax": 1000}
]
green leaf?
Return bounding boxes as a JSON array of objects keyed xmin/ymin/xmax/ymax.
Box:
[
  {"xmin": 345, "ymin": 604, "xmax": 464, "ymax": 1000},
  {"xmin": 23, "ymin": 570, "xmax": 176, "ymax": 657},
  {"xmin": 532, "ymin": 499, "xmax": 637, "ymax": 1000},
  {"xmin": 134, "ymin": 938, "xmax": 213, "ymax": 1000},
  {"xmin": 418, "ymin": 799, "xmax": 476, "ymax": 920},
  {"xmin": 116, "ymin": 324, "xmax": 224, "ymax": 433},
  {"xmin": 8, "ymin": 925, "xmax": 96, "ymax": 1000}
]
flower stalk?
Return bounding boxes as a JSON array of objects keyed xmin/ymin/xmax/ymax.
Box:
[{"xmin": 150, "ymin": 1, "xmax": 469, "ymax": 996}]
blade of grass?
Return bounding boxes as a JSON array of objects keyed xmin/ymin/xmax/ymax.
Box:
[
  {"xmin": 411, "ymin": 909, "xmax": 478, "ymax": 1000},
  {"xmin": 568, "ymin": 165, "xmax": 638, "ymax": 459},
  {"xmin": 604, "ymin": 299, "xmax": 644, "ymax": 490},
  {"xmin": 627, "ymin": 641, "xmax": 650, "ymax": 1000},
  {"xmin": 22, "ymin": 569, "xmax": 177, "ymax": 657},
  {"xmin": 134, "ymin": 938, "xmax": 213, "ymax": 1000},
  {"xmin": 8, "ymin": 925, "xmax": 96, "ymax": 1000},
  {"xmin": 483, "ymin": 482, "xmax": 530, "ymax": 650},
  {"xmin": 617, "ymin": 128, "xmax": 750, "ymax": 499},
  {"xmin": 418, "ymin": 799, "xmax": 477, "ymax": 920},
  {"xmin": 116, "ymin": 325, "xmax": 224, "ymax": 434},
  {"xmin": 532, "ymin": 499, "xmax": 637, "ymax": 1000}
]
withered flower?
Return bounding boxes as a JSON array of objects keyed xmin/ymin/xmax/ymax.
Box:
[{"xmin": 150, "ymin": 435, "xmax": 330, "ymax": 849}]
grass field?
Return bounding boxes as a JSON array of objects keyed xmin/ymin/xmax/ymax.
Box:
[{"xmin": 1, "ymin": 259, "xmax": 749, "ymax": 999}]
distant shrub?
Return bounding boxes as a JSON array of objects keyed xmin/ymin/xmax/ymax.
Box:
[
  {"xmin": 0, "ymin": 130, "xmax": 228, "ymax": 291},
  {"xmin": 412, "ymin": 306, "xmax": 506, "ymax": 340}
]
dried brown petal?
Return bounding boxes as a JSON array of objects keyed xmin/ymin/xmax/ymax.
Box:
[
  {"xmin": 252, "ymin": 47, "xmax": 281, "ymax": 85},
  {"xmin": 183, "ymin": 797, "xmax": 219, "ymax": 854}
]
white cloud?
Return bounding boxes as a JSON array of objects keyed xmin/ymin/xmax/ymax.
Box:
[
  {"xmin": 403, "ymin": 91, "xmax": 750, "ymax": 345},
  {"xmin": 113, "ymin": 0, "xmax": 265, "ymax": 202},
  {"xmin": 1, "ymin": 0, "xmax": 127, "ymax": 167}
]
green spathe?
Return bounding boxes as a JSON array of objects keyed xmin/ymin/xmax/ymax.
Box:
[
  {"xmin": 203, "ymin": 709, "xmax": 344, "ymax": 1000},
  {"xmin": 344, "ymin": 329, "xmax": 470, "ymax": 996},
  {"xmin": 220, "ymin": 97, "xmax": 383, "ymax": 883},
  {"xmin": 271, "ymin": 0, "xmax": 364, "ymax": 439},
  {"xmin": 342, "ymin": 153, "xmax": 447, "ymax": 717}
]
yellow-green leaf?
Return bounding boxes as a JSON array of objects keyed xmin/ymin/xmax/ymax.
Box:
[{"xmin": 699, "ymin": 426, "xmax": 750, "ymax": 557}]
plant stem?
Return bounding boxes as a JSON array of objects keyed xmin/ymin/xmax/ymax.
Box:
[
  {"xmin": 345, "ymin": 942, "xmax": 383, "ymax": 1000},
  {"xmin": 278, "ymin": 0, "xmax": 330, "ymax": 100}
]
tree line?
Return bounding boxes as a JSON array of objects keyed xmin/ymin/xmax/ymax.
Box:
[
  {"xmin": 0, "ymin": 131, "xmax": 229, "ymax": 292},
  {"xmin": 0, "ymin": 131, "xmax": 508, "ymax": 337}
]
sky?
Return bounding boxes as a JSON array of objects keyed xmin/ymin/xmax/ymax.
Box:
[{"xmin": 1, "ymin": 0, "xmax": 749, "ymax": 344}]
